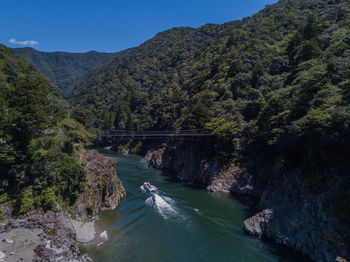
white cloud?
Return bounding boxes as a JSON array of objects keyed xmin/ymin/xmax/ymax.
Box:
[{"xmin": 9, "ymin": 38, "xmax": 39, "ymax": 46}]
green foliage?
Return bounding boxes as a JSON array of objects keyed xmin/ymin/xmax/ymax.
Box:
[
  {"xmin": 56, "ymin": 153, "xmax": 86, "ymax": 204},
  {"xmin": 11, "ymin": 47, "xmax": 129, "ymax": 94},
  {"xmin": 68, "ymin": 204, "xmax": 77, "ymax": 219},
  {"xmin": 40, "ymin": 187, "xmax": 57, "ymax": 211},
  {"xmin": 205, "ymin": 118, "xmax": 239, "ymax": 140},
  {"xmin": 303, "ymin": 15, "xmax": 321, "ymax": 40},
  {"xmin": 58, "ymin": 118, "xmax": 95, "ymax": 146},
  {"xmin": 0, "ymin": 45, "xmax": 89, "ymax": 215},
  {"xmin": 205, "ymin": 118, "xmax": 241, "ymax": 162},
  {"xmin": 19, "ymin": 187, "xmax": 35, "ymax": 214},
  {"xmin": 0, "ymin": 194, "xmax": 8, "ymax": 204},
  {"xmin": 48, "ymin": 228, "xmax": 57, "ymax": 235},
  {"xmin": 295, "ymin": 38, "xmax": 322, "ymax": 62},
  {"xmin": 227, "ymin": 59, "xmax": 243, "ymax": 77}
]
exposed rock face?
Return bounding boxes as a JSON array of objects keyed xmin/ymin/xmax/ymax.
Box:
[
  {"xmin": 244, "ymin": 176, "xmax": 349, "ymax": 262},
  {"xmin": 0, "ymin": 211, "xmax": 91, "ymax": 261},
  {"xmin": 145, "ymin": 147, "xmax": 254, "ymax": 194},
  {"xmin": 75, "ymin": 149, "xmax": 126, "ymax": 219},
  {"xmin": 144, "ymin": 146, "xmax": 349, "ymax": 262},
  {"xmin": 243, "ymin": 209, "xmax": 273, "ymax": 238},
  {"xmin": 145, "ymin": 147, "xmax": 199, "ymax": 182}
]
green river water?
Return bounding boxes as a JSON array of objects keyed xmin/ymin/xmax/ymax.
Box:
[{"xmin": 82, "ymin": 150, "xmax": 310, "ymax": 262}]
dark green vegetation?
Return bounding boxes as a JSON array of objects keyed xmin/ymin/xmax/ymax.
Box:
[
  {"xmin": 0, "ymin": 45, "xmax": 94, "ymax": 216},
  {"xmin": 11, "ymin": 47, "xmax": 130, "ymax": 94},
  {"xmin": 70, "ymin": 0, "xmax": 350, "ymax": 243}
]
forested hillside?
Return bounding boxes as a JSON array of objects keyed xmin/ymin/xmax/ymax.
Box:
[
  {"xmin": 70, "ymin": 25, "xmax": 224, "ymax": 128},
  {"xmin": 11, "ymin": 47, "xmax": 129, "ymax": 94},
  {"xmin": 0, "ymin": 44, "xmax": 94, "ymax": 215},
  {"xmin": 71, "ymin": 0, "xmax": 350, "ymax": 247}
]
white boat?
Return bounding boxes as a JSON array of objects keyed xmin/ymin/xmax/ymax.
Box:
[{"xmin": 143, "ymin": 182, "xmax": 157, "ymax": 193}]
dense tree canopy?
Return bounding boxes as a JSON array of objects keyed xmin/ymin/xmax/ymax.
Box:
[
  {"xmin": 11, "ymin": 47, "xmax": 131, "ymax": 94},
  {"xmin": 0, "ymin": 45, "xmax": 93, "ymax": 215}
]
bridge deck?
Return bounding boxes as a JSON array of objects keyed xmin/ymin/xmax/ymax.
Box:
[{"xmin": 102, "ymin": 130, "xmax": 212, "ymax": 138}]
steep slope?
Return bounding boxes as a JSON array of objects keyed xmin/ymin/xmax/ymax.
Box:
[
  {"xmin": 70, "ymin": 25, "xmax": 225, "ymax": 128},
  {"xmin": 11, "ymin": 47, "xmax": 129, "ymax": 94},
  {"xmin": 0, "ymin": 44, "xmax": 85, "ymax": 212},
  {"xmin": 0, "ymin": 44, "xmax": 126, "ymax": 260},
  {"xmin": 0, "ymin": 44, "xmax": 125, "ymax": 217},
  {"xmin": 71, "ymin": 0, "xmax": 350, "ymax": 260}
]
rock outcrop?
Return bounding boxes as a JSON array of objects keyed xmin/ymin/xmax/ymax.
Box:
[
  {"xmin": 243, "ymin": 209, "xmax": 273, "ymax": 238},
  {"xmin": 75, "ymin": 149, "xmax": 126, "ymax": 219}
]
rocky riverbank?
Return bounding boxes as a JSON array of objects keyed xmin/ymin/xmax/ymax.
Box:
[
  {"xmin": 144, "ymin": 145, "xmax": 349, "ymax": 262},
  {"xmin": 0, "ymin": 149, "xmax": 125, "ymax": 262},
  {"xmin": 0, "ymin": 212, "xmax": 93, "ymax": 262}
]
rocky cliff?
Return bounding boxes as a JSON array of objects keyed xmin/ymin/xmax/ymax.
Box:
[
  {"xmin": 0, "ymin": 149, "xmax": 125, "ymax": 261},
  {"xmin": 144, "ymin": 146, "xmax": 255, "ymax": 195},
  {"xmin": 243, "ymin": 175, "xmax": 349, "ymax": 262},
  {"xmin": 144, "ymin": 145, "xmax": 349, "ymax": 262},
  {"xmin": 75, "ymin": 149, "xmax": 126, "ymax": 219}
]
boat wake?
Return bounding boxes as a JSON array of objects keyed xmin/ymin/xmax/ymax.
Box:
[
  {"xmin": 146, "ymin": 194, "xmax": 177, "ymax": 219},
  {"xmin": 140, "ymin": 185, "xmax": 147, "ymax": 193}
]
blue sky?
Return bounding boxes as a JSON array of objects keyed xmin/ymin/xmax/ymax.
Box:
[{"xmin": 1, "ymin": 0, "xmax": 278, "ymax": 53}]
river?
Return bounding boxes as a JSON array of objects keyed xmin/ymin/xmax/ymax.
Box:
[{"xmin": 82, "ymin": 150, "xmax": 310, "ymax": 262}]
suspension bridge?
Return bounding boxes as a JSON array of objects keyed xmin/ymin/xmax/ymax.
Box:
[{"xmin": 101, "ymin": 129, "xmax": 213, "ymax": 139}]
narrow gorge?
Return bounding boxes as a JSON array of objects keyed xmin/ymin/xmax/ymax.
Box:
[{"xmin": 1, "ymin": 0, "xmax": 350, "ymax": 261}]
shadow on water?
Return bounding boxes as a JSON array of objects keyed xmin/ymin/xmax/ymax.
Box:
[
  {"xmin": 162, "ymin": 173, "xmax": 207, "ymax": 190},
  {"xmin": 182, "ymin": 182, "xmax": 207, "ymax": 190},
  {"xmin": 264, "ymin": 238, "xmax": 311, "ymax": 262},
  {"xmin": 161, "ymin": 170, "xmax": 208, "ymax": 190},
  {"xmin": 230, "ymin": 193, "xmax": 260, "ymax": 219}
]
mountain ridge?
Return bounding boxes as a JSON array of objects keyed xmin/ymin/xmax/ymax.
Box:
[{"xmin": 11, "ymin": 47, "xmax": 131, "ymax": 94}]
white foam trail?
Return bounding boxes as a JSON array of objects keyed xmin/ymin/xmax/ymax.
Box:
[
  {"xmin": 140, "ymin": 185, "xmax": 147, "ymax": 193},
  {"xmin": 162, "ymin": 196, "xmax": 175, "ymax": 205},
  {"xmin": 145, "ymin": 196, "xmax": 154, "ymax": 205},
  {"xmin": 146, "ymin": 194, "xmax": 177, "ymax": 219}
]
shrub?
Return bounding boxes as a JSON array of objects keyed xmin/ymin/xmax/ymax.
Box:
[
  {"xmin": 19, "ymin": 187, "xmax": 35, "ymax": 215},
  {"xmin": 40, "ymin": 187, "xmax": 57, "ymax": 211}
]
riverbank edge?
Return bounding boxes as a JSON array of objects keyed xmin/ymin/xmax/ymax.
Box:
[
  {"xmin": 109, "ymin": 143, "xmax": 348, "ymax": 262},
  {"xmin": 0, "ymin": 149, "xmax": 126, "ymax": 262}
]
